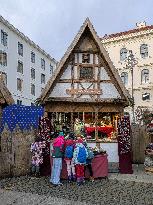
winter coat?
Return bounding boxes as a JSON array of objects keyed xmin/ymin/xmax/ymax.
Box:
[
  {"xmin": 51, "ymin": 136, "xmax": 64, "ymax": 158},
  {"xmin": 64, "ymin": 139, "xmax": 75, "ymax": 160},
  {"xmin": 73, "ymin": 143, "xmax": 88, "ymax": 165}
]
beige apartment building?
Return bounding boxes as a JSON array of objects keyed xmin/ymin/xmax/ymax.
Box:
[{"xmin": 101, "ymin": 22, "xmax": 153, "ymax": 121}]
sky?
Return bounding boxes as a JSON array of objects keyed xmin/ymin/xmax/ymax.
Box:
[{"xmin": 0, "ymin": 0, "xmax": 153, "ymax": 61}]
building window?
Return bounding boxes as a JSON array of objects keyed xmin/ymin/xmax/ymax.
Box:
[
  {"xmin": 41, "ymin": 58, "xmax": 45, "ymax": 69},
  {"xmin": 0, "ymin": 51, "xmax": 7, "ymax": 66},
  {"xmin": 80, "ymin": 67, "xmax": 93, "ymax": 79},
  {"xmin": 1, "ymin": 30, "xmax": 8, "ymax": 46},
  {"xmin": 31, "ymin": 68, "xmax": 35, "ymax": 79},
  {"xmin": 141, "ymin": 69, "xmax": 149, "ymax": 83},
  {"xmin": 17, "ymin": 99, "xmax": 22, "ymax": 105},
  {"xmin": 17, "ymin": 61, "xmax": 23, "ymax": 74},
  {"xmin": 142, "ymin": 93, "xmax": 150, "ymax": 101},
  {"xmin": 18, "ymin": 42, "xmax": 23, "ymax": 56},
  {"xmin": 140, "ymin": 44, "xmax": 148, "ymax": 58},
  {"xmin": 121, "ymin": 72, "xmax": 128, "ymax": 85},
  {"xmin": 31, "ymin": 52, "xmax": 35, "ymax": 63},
  {"xmin": 41, "ymin": 87, "xmax": 44, "ymax": 93},
  {"xmin": 31, "ymin": 84, "xmax": 35, "ymax": 96},
  {"xmin": 120, "ymin": 48, "xmax": 127, "ymax": 61},
  {"xmin": 82, "ymin": 53, "xmax": 90, "ymax": 63},
  {"xmin": 41, "ymin": 74, "xmax": 45, "ymax": 84},
  {"xmin": 50, "ymin": 64, "xmax": 53, "ymax": 74},
  {"xmin": 0, "ymin": 72, "xmax": 7, "ymax": 85},
  {"xmin": 17, "ymin": 78, "xmax": 22, "ymax": 91}
]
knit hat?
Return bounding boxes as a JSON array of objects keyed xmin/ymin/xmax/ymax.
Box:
[{"xmin": 59, "ymin": 131, "xmax": 64, "ymax": 136}]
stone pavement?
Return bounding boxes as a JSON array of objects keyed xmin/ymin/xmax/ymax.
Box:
[
  {"xmin": 109, "ymin": 164, "xmax": 153, "ymax": 184},
  {"xmin": 0, "ymin": 164, "xmax": 153, "ymax": 205}
]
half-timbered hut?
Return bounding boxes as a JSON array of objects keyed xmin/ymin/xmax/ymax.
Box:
[{"xmin": 38, "ymin": 18, "xmax": 131, "ymax": 165}]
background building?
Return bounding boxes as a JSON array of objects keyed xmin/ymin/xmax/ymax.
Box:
[
  {"xmin": 101, "ymin": 22, "xmax": 153, "ymax": 120},
  {"xmin": 0, "ymin": 15, "xmax": 57, "ymax": 105}
]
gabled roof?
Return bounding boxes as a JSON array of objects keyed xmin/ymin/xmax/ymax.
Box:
[
  {"xmin": 0, "ymin": 74, "xmax": 14, "ymax": 105},
  {"xmin": 38, "ymin": 18, "xmax": 131, "ymax": 104}
]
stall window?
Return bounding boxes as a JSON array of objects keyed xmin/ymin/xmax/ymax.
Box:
[
  {"xmin": 140, "ymin": 44, "xmax": 148, "ymax": 58},
  {"xmin": 0, "ymin": 51, "xmax": 7, "ymax": 66},
  {"xmin": 141, "ymin": 69, "xmax": 149, "ymax": 83},
  {"xmin": 120, "ymin": 48, "xmax": 127, "ymax": 61},
  {"xmin": 121, "ymin": 72, "xmax": 128, "ymax": 85},
  {"xmin": 142, "ymin": 93, "xmax": 150, "ymax": 101},
  {"xmin": 80, "ymin": 67, "xmax": 93, "ymax": 79}
]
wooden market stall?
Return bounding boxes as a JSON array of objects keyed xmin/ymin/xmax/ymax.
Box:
[{"xmin": 38, "ymin": 18, "xmax": 131, "ymax": 170}]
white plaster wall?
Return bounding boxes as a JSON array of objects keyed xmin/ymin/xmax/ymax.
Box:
[
  {"xmin": 60, "ymin": 65, "xmax": 71, "ymax": 79},
  {"xmin": 49, "ymin": 83, "xmax": 71, "ymax": 97},
  {"xmin": 87, "ymin": 142, "xmax": 119, "ymax": 162},
  {"xmin": 100, "ymin": 67, "xmax": 110, "ymax": 80},
  {"xmin": 0, "ymin": 20, "xmax": 56, "ymax": 105},
  {"xmin": 100, "ymin": 83, "xmax": 121, "ymax": 98}
]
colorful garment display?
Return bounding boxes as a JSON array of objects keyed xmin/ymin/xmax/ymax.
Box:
[{"xmin": 30, "ymin": 141, "xmax": 46, "ymax": 166}]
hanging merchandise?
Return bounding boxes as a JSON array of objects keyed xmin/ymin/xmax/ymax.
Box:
[
  {"xmin": 118, "ymin": 116, "xmax": 133, "ymax": 174},
  {"xmin": 0, "ymin": 104, "xmax": 44, "ymax": 133},
  {"xmin": 118, "ymin": 116, "xmax": 131, "ymax": 154}
]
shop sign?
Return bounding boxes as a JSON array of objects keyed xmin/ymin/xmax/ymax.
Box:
[{"xmin": 66, "ymin": 88, "xmax": 102, "ymax": 95}]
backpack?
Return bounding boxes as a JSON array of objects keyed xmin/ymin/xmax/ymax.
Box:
[
  {"xmin": 65, "ymin": 145, "xmax": 74, "ymax": 159},
  {"xmin": 77, "ymin": 146, "xmax": 87, "ymax": 163},
  {"xmin": 87, "ymin": 148, "xmax": 94, "ymax": 160}
]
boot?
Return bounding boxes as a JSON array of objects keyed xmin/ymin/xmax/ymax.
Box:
[
  {"xmin": 72, "ymin": 174, "xmax": 76, "ymax": 182},
  {"xmin": 68, "ymin": 175, "xmax": 72, "ymax": 183}
]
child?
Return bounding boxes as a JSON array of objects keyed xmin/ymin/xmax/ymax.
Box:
[
  {"xmin": 86, "ymin": 146, "xmax": 94, "ymax": 182},
  {"xmin": 50, "ymin": 132, "xmax": 64, "ymax": 186},
  {"xmin": 73, "ymin": 136, "xmax": 88, "ymax": 186},
  {"xmin": 64, "ymin": 132, "xmax": 76, "ymax": 182},
  {"xmin": 30, "ymin": 135, "xmax": 46, "ymax": 177}
]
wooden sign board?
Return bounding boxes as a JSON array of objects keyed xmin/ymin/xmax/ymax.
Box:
[{"xmin": 66, "ymin": 88, "xmax": 102, "ymax": 95}]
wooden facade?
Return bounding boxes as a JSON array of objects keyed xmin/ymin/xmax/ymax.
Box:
[{"xmin": 38, "ymin": 18, "xmax": 131, "ymax": 140}]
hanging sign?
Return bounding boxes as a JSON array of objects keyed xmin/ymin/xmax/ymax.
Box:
[{"xmin": 66, "ymin": 88, "xmax": 102, "ymax": 95}]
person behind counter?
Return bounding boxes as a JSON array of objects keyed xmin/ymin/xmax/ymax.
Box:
[{"xmin": 50, "ymin": 132, "xmax": 65, "ymax": 186}]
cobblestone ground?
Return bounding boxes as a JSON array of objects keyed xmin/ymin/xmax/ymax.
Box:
[{"xmin": 0, "ymin": 175, "xmax": 153, "ymax": 205}]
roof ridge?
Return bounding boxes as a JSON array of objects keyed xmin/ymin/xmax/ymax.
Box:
[
  {"xmin": 101, "ymin": 24, "xmax": 153, "ymax": 40},
  {"xmin": 0, "ymin": 15, "xmax": 57, "ymax": 64}
]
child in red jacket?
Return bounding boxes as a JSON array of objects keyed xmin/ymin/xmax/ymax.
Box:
[{"xmin": 64, "ymin": 132, "xmax": 76, "ymax": 182}]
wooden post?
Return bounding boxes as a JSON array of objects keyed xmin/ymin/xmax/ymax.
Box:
[
  {"xmin": 70, "ymin": 112, "xmax": 74, "ymax": 131},
  {"xmin": 95, "ymin": 108, "xmax": 98, "ymax": 141}
]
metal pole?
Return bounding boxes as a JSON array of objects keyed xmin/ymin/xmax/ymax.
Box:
[{"xmin": 131, "ymin": 68, "xmax": 135, "ymax": 123}]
